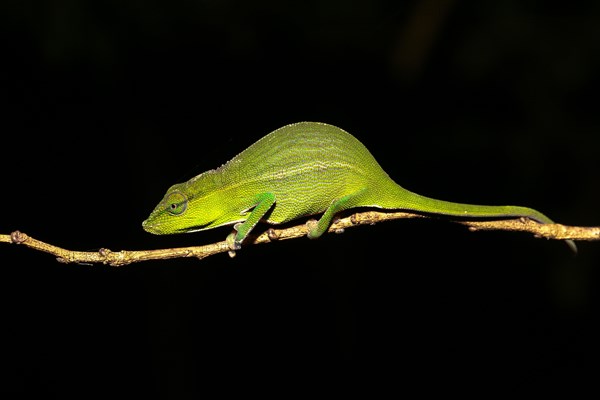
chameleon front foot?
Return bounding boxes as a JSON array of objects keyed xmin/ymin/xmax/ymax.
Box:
[
  {"xmin": 226, "ymin": 222, "xmax": 246, "ymax": 257},
  {"xmin": 226, "ymin": 232, "xmax": 241, "ymax": 258},
  {"xmin": 226, "ymin": 231, "xmax": 242, "ymax": 249},
  {"xmin": 226, "ymin": 192, "xmax": 276, "ymax": 257}
]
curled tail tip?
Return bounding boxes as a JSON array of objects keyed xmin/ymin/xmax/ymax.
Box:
[
  {"xmin": 526, "ymin": 210, "xmax": 577, "ymax": 255},
  {"xmin": 566, "ymin": 239, "xmax": 578, "ymax": 255}
]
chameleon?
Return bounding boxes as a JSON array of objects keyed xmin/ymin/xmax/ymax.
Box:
[{"xmin": 142, "ymin": 121, "xmax": 576, "ymax": 253}]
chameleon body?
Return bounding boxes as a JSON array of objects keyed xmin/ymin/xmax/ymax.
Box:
[{"xmin": 143, "ymin": 122, "xmax": 575, "ymax": 252}]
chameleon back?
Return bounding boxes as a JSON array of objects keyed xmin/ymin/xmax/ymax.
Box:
[{"xmin": 216, "ymin": 121, "xmax": 392, "ymax": 223}]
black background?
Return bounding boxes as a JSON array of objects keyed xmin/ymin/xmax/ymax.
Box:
[{"xmin": 2, "ymin": 0, "xmax": 599, "ymax": 397}]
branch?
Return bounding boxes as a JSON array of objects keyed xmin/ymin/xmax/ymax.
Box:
[{"xmin": 1, "ymin": 211, "xmax": 598, "ymax": 266}]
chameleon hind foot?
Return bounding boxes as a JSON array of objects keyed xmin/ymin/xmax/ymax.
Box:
[
  {"xmin": 306, "ymin": 219, "xmax": 319, "ymax": 239},
  {"xmin": 306, "ymin": 193, "xmax": 360, "ymax": 239}
]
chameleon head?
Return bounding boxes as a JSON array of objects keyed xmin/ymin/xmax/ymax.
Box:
[{"xmin": 142, "ymin": 182, "xmax": 223, "ymax": 235}]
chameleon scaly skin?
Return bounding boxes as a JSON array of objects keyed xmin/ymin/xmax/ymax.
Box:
[{"xmin": 143, "ymin": 122, "xmax": 576, "ymax": 253}]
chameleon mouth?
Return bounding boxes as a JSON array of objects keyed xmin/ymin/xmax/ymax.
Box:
[
  {"xmin": 177, "ymin": 221, "xmax": 214, "ymax": 233},
  {"xmin": 142, "ymin": 218, "xmax": 163, "ymax": 234},
  {"xmin": 142, "ymin": 217, "xmax": 216, "ymax": 235}
]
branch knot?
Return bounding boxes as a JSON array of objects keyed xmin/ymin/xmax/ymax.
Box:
[{"xmin": 10, "ymin": 230, "xmax": 28, "ymax": 244}]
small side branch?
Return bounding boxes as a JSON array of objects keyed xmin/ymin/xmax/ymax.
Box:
[{"xmin": 1, "ymin": 211, "xmax": 597, "ymax": 266}]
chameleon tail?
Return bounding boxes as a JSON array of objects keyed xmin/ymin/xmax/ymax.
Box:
[{"xmin": 376, "ymin": 181, "xmax": 577, "ymax": 253}]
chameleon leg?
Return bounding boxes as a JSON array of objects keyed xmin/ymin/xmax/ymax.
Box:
[
  {"xmin": 307, "ymin": 193, "xmax": 358, "ymax": 239},
  {"xmin": 226, "ymin": 192, "xmax": 276, "ymax": 250}
]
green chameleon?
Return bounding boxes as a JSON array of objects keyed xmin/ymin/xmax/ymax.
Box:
[{"xmin": 143, "ymin": 122, "xmax": 576, "ymax": 253}]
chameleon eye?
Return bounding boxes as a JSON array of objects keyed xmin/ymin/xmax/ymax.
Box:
[{"xmin": 165, "ymin": 191, "xmax": 188, "ymax": 216}]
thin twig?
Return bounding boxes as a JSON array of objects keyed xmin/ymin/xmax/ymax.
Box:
[{"xmin": 1, "ymin": 211, "xmax": 597, "ymax": 266}]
